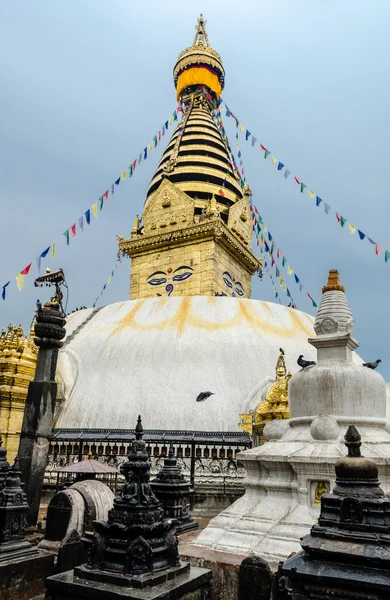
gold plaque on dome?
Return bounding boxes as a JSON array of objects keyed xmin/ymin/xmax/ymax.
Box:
[{"xmin": 143, "ymin": 180, "xmax": 195, "ymax": 236}]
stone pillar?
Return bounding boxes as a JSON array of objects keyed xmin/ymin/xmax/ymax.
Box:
[
  {"xmin": 239, "ymin": 555, "xmax": 272, "ymax": 600},
  {"xmin": 18, "ymin": 299, "xmax": 66, "ymax": 526}
]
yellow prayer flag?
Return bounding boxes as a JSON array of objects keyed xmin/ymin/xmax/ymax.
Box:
[
  {"xmin": 51, "ymin": 243, "xmax": 55, "ymax": 258},
  {"xmin": 261, "ymin": 235, "xmax": 264, "ymax": 244},
  {"xmin": 107, "ymin": 276, "xmax": 111, "ymax": 284},
  {"xmin": 348, "ymin": 223, "xmax": 356, "ymax": 234},
  {"xmin": 239, "ymin": 124, "xmax": 244, "ymax": 133},
  {"xmin": 271, "ymin": 156, "xmax": 277, "ymax": 166},
  {"xmin": 169, "ymin": 116, "xmax": 173, "ymax": 126},
  {"xmin": 280, "ymin": 277, "xmax": 284, "ymax": 287},
  {"xmin": 92, "ymin": 202, "xmax": 98, "ymax": 217},
  {"xmin": 16, "ymin": 273, "xmax": 24, "ymax": 291},
  {"xmin": 262, "ymin": 224, "xmax": 267, "ymax": 232},
  {"xmin": 283, "ymin": 284, "xmax": 287, "ymax": 292},
  {"xmin": 148, "ymin": 142, "xmax": 153, "ymax": 152},
  {"xmin": 121, "ymin": 170, "xmax": 127, "ymax": 180},
  {"xmin": 236, "ymin": 142, "xmax": 240, "ymax": 149},
  {"xmin": 308, "ymin": 190, "xmax": 315, "ymax": 199},
  {"xmin": 287, "ymin": 265, "xmax": 293, "ymax": 275}
]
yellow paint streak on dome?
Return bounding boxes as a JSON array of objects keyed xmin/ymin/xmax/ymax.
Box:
[{"xmin": 106, "ymin": 298, "xmax": 314, "ymax": 339}]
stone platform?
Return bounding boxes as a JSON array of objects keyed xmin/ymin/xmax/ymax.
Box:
[
  {"xmin": 0, "ymin": 548, "xmax": 54, "ymax": 600},
  {"xmin": 45, "ymin": 563, "xmax": 211, "ymax": 599}
]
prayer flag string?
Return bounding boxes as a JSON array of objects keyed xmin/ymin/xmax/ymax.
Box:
[
  {"xmin": 221, "ymin": 99, "xmax": 389, "ymax": 265},
  {"xmin": 1, "ymin": 108, "xmax": 181, "ymax": 301}
]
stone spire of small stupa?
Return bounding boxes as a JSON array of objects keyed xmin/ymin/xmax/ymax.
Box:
[{"xmin": 314, "ymin": 269, "xmax": 354, "ymax": 338}]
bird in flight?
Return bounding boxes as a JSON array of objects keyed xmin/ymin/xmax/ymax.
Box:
[{"xmin": 196, "ymin": 391, "xmax": 214, "ymax": 402}]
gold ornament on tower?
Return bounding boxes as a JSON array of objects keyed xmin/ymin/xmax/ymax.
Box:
[
  {"xmin": 0, "ymin": 322, "xmax": 38, "ymax": 462},
  {"xmin": 118, "ymin": 15, "xmax": 261, "ymax": 300}
]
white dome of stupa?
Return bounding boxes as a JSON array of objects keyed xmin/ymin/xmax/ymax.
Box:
[{"xmin": 54, "ymin": 297, "xmax": 317, "ymax": 433}]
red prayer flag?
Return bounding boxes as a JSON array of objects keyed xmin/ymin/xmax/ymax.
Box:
[
  {"xmin": 132, "ymin": 160, "xmax": 137, "ymax": 170},
  {"xmin": 271, "ymin": 256, "xmax": 275, "ymax": 267},
  {"xmin": 20, "ymin": 263, "xmax": 32, "ymax": 276},
  {"xmin": 260, "ymin": 144, "xmax": 267, "ymax": 152},
  {"xmin": 376, "ymin": 244, "xmax": 383, "ymax": 256},
  {"xmin": 103, "ymin": 190, "xmax": 109, "ymax": 201},
  {"xmin": 277, "ymin": 248, "xmax": 281, "ymax": 259},
  {"xmin": 254, "ymin": 205, "xmax": 259, "ymax": 215},
  {"xmin": 70, "ymin": 223, "xmax": 77, "ymax": 237},
  {"xmin": 294, "ymin": 177, "xmax": 301, "ymax": 184},
  {"xmin": 335, "ymin": 213, "xmax": 340, "ymax": 223}
]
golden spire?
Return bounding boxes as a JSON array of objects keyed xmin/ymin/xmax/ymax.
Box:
[
  {"xmin": 193, "ymin": 14, "xmax": 210, "ymax": 47},
  {"xmin": 322, "ymin": 269, "xmax": 345, "ymax": 293}
]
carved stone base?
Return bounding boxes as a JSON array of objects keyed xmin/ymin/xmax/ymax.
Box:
[
  {"xmin": 45, "ymin": 563, "xmax": 212, "ymax": 600},
  {"xmin": 0, "ymin": 538, "xmax": 38, "ymax": 562},
  {"xmin": 75, "ymin": 561, "xmax": 189, "ymax": 589},
  {"xmin": 0, "ymin": 548, "xmax": 55, "ymax": 600}
]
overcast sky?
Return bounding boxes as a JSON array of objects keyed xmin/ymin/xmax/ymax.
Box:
[{"xmin": 0, "ymin": 0, "xmax": 389, "ymax": 378}]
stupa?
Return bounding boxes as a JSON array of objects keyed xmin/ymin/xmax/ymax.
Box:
[
  {"xmin": 53, "ymin": 16, "xmax": 317, "ymax": 448},
  {"xmin": 194, "ymin": 269, "xmax": 390, "ymax": 565}
]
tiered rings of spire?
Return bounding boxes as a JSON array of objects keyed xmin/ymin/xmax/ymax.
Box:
[{"xmin": 146, "ymin": 15, "xmax": 243, "ymax": 222}]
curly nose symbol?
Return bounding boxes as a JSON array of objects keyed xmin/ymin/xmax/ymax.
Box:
[{"xmin": 165, "ymin": 283, "xmax": 174, "ymax": 296}]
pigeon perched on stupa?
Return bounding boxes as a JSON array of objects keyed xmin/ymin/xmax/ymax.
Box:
[
  {"xmin": 362, "ymin": 359, "xmax": 382, "ymax": 370},
  {"xmin": 297, "ymin": 355, "xmax": 316, "ymax": 369}
]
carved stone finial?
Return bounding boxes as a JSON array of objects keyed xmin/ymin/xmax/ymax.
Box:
[
  {"xmin": 344, "ymin": 425, "xmax": 361, "ymax": 458},
  {"xmin": 135, "ymin": 415, "xmax": 143, "ymax": 440},
  {"xmin": 322, "ymin": 269, "xmax": 345, "ymax": 293}
]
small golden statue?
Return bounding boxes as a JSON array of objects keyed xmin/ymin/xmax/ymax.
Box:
[{"xmin": 314, "ymin": 481, "xmax": 328, "ymax": 504}]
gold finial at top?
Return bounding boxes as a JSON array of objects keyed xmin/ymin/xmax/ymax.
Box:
[
  {"xmin": 194, "ymin": 14, "xmax": 210, "ymax": 47},
  {"xmin": 322, "ymin": 269, "xmax": 345, "ymax": 294}
]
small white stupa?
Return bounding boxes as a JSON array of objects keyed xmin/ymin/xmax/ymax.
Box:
[{"xmin": 195, "ymin": 269, "xmax": 390, "ymax": 566}]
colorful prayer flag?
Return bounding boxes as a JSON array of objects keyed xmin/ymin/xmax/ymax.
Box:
[
  {"xmin": 284, "ymin": 169, "xmax": 291, "ymax": 179},
  {"xmin": 92, "ymin": 202, "xmax": 98, "ymax": 217},
  {"xmin": 153, "ymin": 136, "xmax": 158, "ymax": 147},
  {"xmin": 70, "ymin": 223, "xmax": 77, "ymax": 238},
  {"xmin": 271, "ymin": 156, "xmax": 277, "ymax": 166},
  {"xmin": 282, "ymin": 256, "xmax": 287, "ymax": 267},
  {"xmin": 300, "ymin": 183, "xmax": 306, "ymax": 193},
  {"xmin": 308, "ymin": 190, "xmax": 315, "ymax": 199},
  {"xmin": 287, "ymin": 265, "xmax": 293, "ymax": 275},
  {"xmin": 324, "ymin": 203, "xmax": 330, "ymax": 214},
  {"xmin": 121, "ymin": 171, "xmax": 127, "ymax": 180},
  {"xmin": 78, "ymin": 216, "xmax": 84, "ymax": 231},
  {"xmin": 264, "ymin": 150, "xmax": 270, "ymax": 159},
  {"xmin": 277, "ymin": 162, "xmax": 284, "ymax": 171},
  {"xmin": 316, "ymin": 196, "xmax": 322, "ymax": 207},
  {"xmin": 85, "ymin": 209, "xmax": 91, "ymax": 225},
  {"xmin": 115, "ymin": 178, "xmax": 120, "ymax": 185},
  {"xmin": 376, "ymin": 244, "xmax": 383, "ymax": 256},
  {"xmin": 51, "ymin": 243, "xmax": 56, "ymax": 258},
  {"xmin": 245, "ymin": 130, "xmax": 251, "ymax": 140},
  {"xmin": 1, "ymin": 281, "xmax": 10, "ymax": 301},
  {"xmin": 251, "ymin": 136, "xmax": 257, "ymax": 146},
  {"xmin": 385, "ymin": 250, "xmax": 390, "ymax": 263},
  {"xmin": 20, "ymin": 263, "xmax": 32, "ymax": 276},
  {"xmin": 340, "ymin": 216, "xmax": 346, "ymax": 227},
  {"xmin": 99, "ymin": 196, "xmax": 104, "ymax": 210},
  {"xmin": 294, "ymin": 177, "xmax": 301, "ymax": 184},
  {"xmin": 16, "ymin": 273, "xmax": 24, "ymax": 291}
]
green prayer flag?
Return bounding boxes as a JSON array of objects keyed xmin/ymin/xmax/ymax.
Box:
[
  {"xmin": 385, "ymin": 250, "xmax": 390, "ymax": 263},
  {"xmin": 256, "ymin": 223, "xmax": 261, "ymax": 234},
  {"xmin": 312, "ymin": 300, "xmax": 318, "ymax": 308},
  {"xmin": 153, "ymin": 136, "xmax": 158, "ymax": 147},
  {"xmin": 63, "ymin": 230, "xmax": 70, "ymax": 245},
  {"xmin": 340, "ymin": 216, "xmax": 346, "ymax": 227},
  {"xmin": 129, "ymin": 165, "xmax": 133, "ymax": 177},
  {"xmin": 99, "ymin": 196, "xmax": 104, "ymax": 210},
  {"xmin": 300, "ymin": 183, "xmax": 307, "ymax": 193},
  {"xmin": 264, "ymin": 150, "xmax": 270, "ymax": 159},
  {"xmin": 282, "ymin": 256, "xmax": 287, "ymax": 267},
  {"xmin": 173, "ymin": 111, "xmax": 178, "ymax": 121}
]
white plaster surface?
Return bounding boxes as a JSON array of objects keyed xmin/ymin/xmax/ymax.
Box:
[
  {"xmin": 55, "ymin": 297, "xmax": 317, "ymax": 432},
  {"xmin": 194, "ymin": 283, "xmax": 390, "ymax": 565}
]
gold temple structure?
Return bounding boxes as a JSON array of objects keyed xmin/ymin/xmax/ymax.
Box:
[
  {"xmin": 118, "ymin": 15, "xmax": 261, "ymax": 299},
  {"xmin": 0, "ymin": 323, "xmax": 38, "ymax": 462},
  {"xmin": 239, "ymin": 349, "xmax": 291, "ymax": 445}
]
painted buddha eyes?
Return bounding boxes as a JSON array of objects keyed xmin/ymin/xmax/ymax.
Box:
[
  {"xmin": 222, "ymin": 271, "xmax": 244, "ymax": 297},
  {"xmin": 147, "ymin": 266, "xmax": 194, "ymax": 289},
  {"xmin": 172, "ymin": 271, "xmax": 193, "ymax": 282}
]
